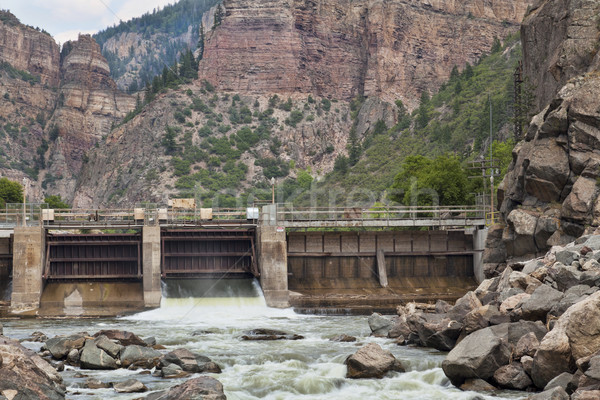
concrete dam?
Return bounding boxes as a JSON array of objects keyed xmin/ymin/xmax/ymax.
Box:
[{"xmin": 0, "ymin": 204, "xmax": 488, "ymax": 316}]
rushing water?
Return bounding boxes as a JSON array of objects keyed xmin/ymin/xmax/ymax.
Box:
[{"xmin": 3, "ymin": 279, "xmax": 527, "ymax": 400}]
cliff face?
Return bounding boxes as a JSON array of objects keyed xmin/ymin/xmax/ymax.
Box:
[
  {"xmin": 0, "ymin": 12, "xmax": 133, "ymax": 203},
  {"xmin": 487, "ymin": 0, "xmax": 600, "ymax": 273},
  {"xmin": 46, "ymin": 35, "xmax": 135, "ymax": 198},
  {"xmin": 521, "ymin": 0, "xmax": 600, "ymax": 111},
  {"xmin": 0, "ymin": 11, "xmax": 60, "ymax": 87},
  {"xmin": 199, "ymin": 0, "xmax": 531, "ymax": 108}
]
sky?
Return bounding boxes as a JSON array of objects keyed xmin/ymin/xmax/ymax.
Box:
[{"xmin": 2, "ymin": 0, "xmax": 177, "ymax": 45}]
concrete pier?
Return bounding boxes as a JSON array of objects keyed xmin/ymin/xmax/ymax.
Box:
[
  {"xmin": 10, "ymin": 227, "xmax": 45, "ymax": 313},
  {"xmin": 142, "ymin": 226, "xmax": 162, "ymax": 307}
]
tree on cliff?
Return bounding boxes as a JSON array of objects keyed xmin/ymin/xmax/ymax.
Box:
[
  {"xmin": 0, "ymin": 178, "xmax": 23, "ymax": 208},
  {"xmin": 213, "ymin": 4, "xmax": 224, "ymax": 30},
  {"xmin": 197, "ymin": 21, "xmax": 205, "ymax": 61}
]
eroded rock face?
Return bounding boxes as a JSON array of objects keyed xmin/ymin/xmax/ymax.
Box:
[
  {"xmin": 199, "ymin": 0, "xmax": 529, "ymax": 108},
  {"xmin": 0, "ymin": 11, "xmax": 60, "ymax": 86},
  {"xmin": 521, "ymin": 0, "xmax": 600, "ymax": 111}
]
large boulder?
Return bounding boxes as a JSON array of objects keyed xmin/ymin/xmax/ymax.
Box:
[
  {"xmin": 368, "ymin": 313, "xmax": 393, "ymax": 337},
  {"xmin": 94, "ymin": 335, "xmax": 123, "ymax": 359},
  {"xmin": 113, "ymin": 379, "xmax": 147, "ymax": 393},
  {"xmin": 79, "ymin": 339, "xmax": 118, "ymax": 370},
  {"xmin": 120, "ymin": 345, "xmax": 162, "ymax": 369},
  {"xmin": 406, "ymin": 313, "xmax": 462, "ymax": 351},
  {"xmin": 0, "ymin": 336, "xmax": 65, "ymax": 399},
  {"xmin": 447, "ymin": 291, "xmax": 481, "ymax": 321},
  {"xmin": 442, "ymin": 325, "xmax": 511, "ymax": 386},
  {"xmin": 493, "ymin": 362, "xmax": 533, "ymax": 390},
  {"xmin": 144, "ymin": 376, "xmax": 226, "ymax": 400},
  {"xmin": 505, "ymin": 209, "xmax": 540, "ymax": 257},
  {"xmin": 93, "ymin": 330, "xmax": 147, "ymax": 347},
  {"xmin": 520, "ymin": 284, "xmax": 564, "ymax": 321},
  {"xmin": 345, "ymin": 343, "xmax": 404, "ymax": 379},
  {"xmin": 45, "ymin": 333, "xmax": 87, "ymax": 359},
  {"xmin": 562, "ymin": 176, "xmax": 598, "ymax": 225},
  {"xmin": 160, "ymin": 348, "xmax": 221, "ymax": 374},
  {"xmin": 533, "ymin": 292, "xmax": 600, "ymax": 389}
]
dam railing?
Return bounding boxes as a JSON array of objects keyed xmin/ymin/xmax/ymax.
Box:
[{"xmin": 0, "ymin": 204, "xmax": 489, "ymax": 230}]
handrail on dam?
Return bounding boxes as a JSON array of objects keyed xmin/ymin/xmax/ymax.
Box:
[
  {"xmin": 0, "ymin": 204, "xmax": 489, "ymax": 229},
  {"xmin": 276, "ymin": 205, "xmax": 488, "ymax": 228}
]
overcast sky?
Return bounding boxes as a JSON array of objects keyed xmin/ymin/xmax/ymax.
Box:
[{"xmin": 3, "ymin": 0, "xmax": 176, "ymax": 45}]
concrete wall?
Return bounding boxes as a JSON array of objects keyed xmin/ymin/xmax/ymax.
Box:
[
  {"xmin": 472, "ymin": 227, "xmax": 488, "ymax": 283},
  {"xmin": 142, "ymin": 226, "xmax": 162, "ymax": 307},
  {"xmin": 257, "ymin": 225, "xmax": 289, "ymax": 308},
  {"xmin": 11, "ymin": 227, "xmax": 45, "ymax": 313}
]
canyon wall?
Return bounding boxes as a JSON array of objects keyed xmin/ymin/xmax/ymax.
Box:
[
  {"xmin": 486, "ymin": 0, "xmax": 600, "ymax": 274},
  {"xmin": 199, "ymin": 0, "xmax": 531, "ymax": 108}
]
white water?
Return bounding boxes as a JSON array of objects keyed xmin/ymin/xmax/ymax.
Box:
[{"xmin": 4, "ymin": 279, "xmax": 527, "ymax": 400}]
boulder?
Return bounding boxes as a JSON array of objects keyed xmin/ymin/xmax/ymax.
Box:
[
  {"xmin": 520, "ymin": 284, "xmax": 563, "ymax": 321},
  {"xmin": 120, "ymin": 345, "xmax": 162, "ymax": 369},
  {"xmin": 527, "ymin": 386, "xmax": 569, "ymax": 400},
  {"xmin": 547, "ymin": 263, "xmax": 583, "ymax": 291},
  {"xmin": 459, "ymin": 378, "xmax": 496, "ymax": 392},
  {"xmin": 113, "ymin": 379, "xmax": 147, "ymax": 393},
  {"xmin": 545, "ymin": 372, "xmax": 574, "ymax": 392},
  {"xmin": 368, "ymin": 313, "xmax": 393, "ymax": 337},
  {"xmin": 562, "ymin": 176, "xmax": 597, "ymax": 225},
  {"xmin": 583, "ymin": 355, "xmax": 600, "ymax": 380},
  {"xmin": 532, "ymin": 292, "xmax": 600, "ymax": 389},
  {"xmin": 442, "ymin": 326, "xmax": 511, "ymax": 386},
  {"xmin": 79, "ymin": 339, "xmax": 118, "ymax": 370},
  {"xmin": 0, "ymin": 336, "xmax": 65, "ymax": 399},
  {"xmin": 523, "ymin": 259, "xmax": 547, "ymax": 275},
  {"xmin": 407, "ymin": 313, "xmax": 461, "ymax": 351},
  {"xmin": 143, "ymin": 337, "xmax": 157, "ymax": 346},
  {"xmin": 66, "ymin": 348, "xmax": 79, "ymax": 365},
  {"xmin": 161, "ymin": 363, "xmax": 189, "ymax": 379},
  {"xmin": 572, "ymin": 390, "xmax": 600, "ymax": 400},
  {"xmin": 160, "ymin": 348, "xmax": 221, "ymax": 374},
  {"xmin": 241, "ymin": 329, "xmax": 304, "ymax": 341},
  {"xmin": 509, "ymin": 271, "xmax": 542, "ymax": 292},
  {"xmin": 447, "ymin": 291, "xmax": 481, "ymax": 321},
  {"xmin": 482, "ymin": 224, "xmax": 507, "ymax": 267},
  {"xmin": 84, "ymin": 378, "xmax": 110, "ymax": 389},
  {"xmin": 435, "ymin": 300, "xmax": 452, "ymax": 314},
  {"xmin": 515, "ymin": 332, "xmax": 540, "ymax": 359},
  {"xmin": 500, "ymin": 293, "xmax": 530, "ymax": 314},
  {"xmin": 463, "ymin": 305, "xmax": 501, "ymax": 335},
  {"xmin": 331, "ymin": 334, "xmax": 357, "ymax": 342},
  {"xmin": 144, "ymin": 376, "xmax": 226, "ymax": 400},
  {"xmin": 521, "ymin": 355, "xmax": 534, "ymax": 375},
  {"xmin": 505, "ymin": 210, "xmax": 539, "ymax": 257},
  {"xmin": 93, "ymin": 330, "xmax": 147, "ymax": 347},
  {"xmin": 548, "ymin": 285, "xmax": 597, "ymax": 318},
  {"xmin": 493, "ymin": 362, "xmax": 533, "ymax": 390},
  {"xmin": 45, "ymin": 333, "xmax": 87, "ymax": 359},
  {"xmin": 345, "ymin": 343, "xmax": 405, "ymax": 379},
  {"xmin": 94, "ymin": 335, "xmax": 123, "ymax": 359}
]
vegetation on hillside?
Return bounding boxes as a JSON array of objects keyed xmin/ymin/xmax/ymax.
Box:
[
  {"xmin": 0, "ymin": 178, "xmax": 23, "ymax": 208},
  {"xmin": 305, "ymin": 32, "xmax": 525, "ymax": 207},
  {"xmin": 93, "ymin": 0, "xmax": 220, "ymax": 91}
]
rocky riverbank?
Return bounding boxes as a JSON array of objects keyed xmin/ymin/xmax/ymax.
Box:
[
  {"xmin": 369, "ymin": 234, "xmax": 600, "ymax": 399},
  {"xmin": 0, "ymin": 328, "xmax": 227, "ymax": 399}
]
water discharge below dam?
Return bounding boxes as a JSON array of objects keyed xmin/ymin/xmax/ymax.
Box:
[{"xmin": 3, "ymin": 279, "xmax": 525, "ymax": 400}]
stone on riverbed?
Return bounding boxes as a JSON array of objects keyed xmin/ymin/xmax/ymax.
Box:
[
  {"xmin": 241, "ymin": 329, "xmax": 304, "ymax": 340},
  {"xmin": 45, "ymin": 333, "xmax": 87, "ymax": 359},
  {"xmin": 113, "ymin": 378, "xmax": 147, "ymax": 393},
  {"xmin": 330, "ymin": 334, "xmax": 357, "ymax": 342},
  {"xmin": 120, "ymin": 345, "xmax": 162, "ymax": 369},
  {"xmin": 80, "ymin": 339, "xmax": 118, "ymax": 370},
  {"xmin": 345, "ymin": 343, "xmax": 405, "ymax": 379},
  {"xmin": 94, "ymin": 335, "xmax": 123, "ymax": 358},
  {"xmin": 368, "ymin": 313, "xmax": 393, "ymax": 337},
  {"xmin": 144, "ymin": 376, "xmax": 226, "ymax": 400},
  {"xmin": 160, "ymin": 348, "xmax": 221, "ymax": 374},
  {"xmin": 84, "ymin": 378, "xmax": 111, "ymax": 389},
  {"xmin": 93, "ymin": 330, "xmax": 147, "ymax": 347},
  {"xmin": 493, "ymin": 362, "xmax": 533, "ymax": 390}
]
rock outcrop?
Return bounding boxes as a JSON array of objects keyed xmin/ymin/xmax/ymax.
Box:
[
  {"xmin": 0, "ymin": 11, "xmax": 60, "ymax": 86},
  {"xmin": 489, "ymin": 0, "xmax": 600, "ymax": 265},
  {"xmin": 199, "ymin": 0, "xmax": 530, "ymax": 108}
]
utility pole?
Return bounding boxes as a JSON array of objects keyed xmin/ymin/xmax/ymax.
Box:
[
  {"xmin": 490, "ymin": 94, "xmax": 494, "ymax": 223},
  {"xmin": 22, "ymin": 177, "xmax": 27, "ymax": 227}
]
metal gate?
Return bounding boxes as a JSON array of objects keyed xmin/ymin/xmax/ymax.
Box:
[
  {"xmin": 44, "ymin": 234, "xmax": 142, "ymax": 280},
  {"xmin": 161, "ymin": 229, "xmax": 258, "ymax": 278}
]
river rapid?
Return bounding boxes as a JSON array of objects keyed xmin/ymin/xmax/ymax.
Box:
[{"xmin": 2, "ymin": 280, "xmax": 527, "ymax": 400}]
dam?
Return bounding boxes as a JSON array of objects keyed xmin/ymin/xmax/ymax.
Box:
[{"xmin": 0, "ymin": 204, "xmax": 488, "ymax": 316}]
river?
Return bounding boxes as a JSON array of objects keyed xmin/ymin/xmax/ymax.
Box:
[{"xmin": 2, "ymin": 279, "xmax": 526, "ymax": 400}]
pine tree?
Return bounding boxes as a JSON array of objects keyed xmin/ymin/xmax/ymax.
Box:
[
  {"xmin": 197, "ymin": 21, "xmax": 205, "ymax": 61},
  {"xmin": 213, "ymin": 4, "xmax": 224, "ymax": 30}
]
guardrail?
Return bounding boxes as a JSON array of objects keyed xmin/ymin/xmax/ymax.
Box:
[{"xmin": 277, "ymin": 205, "xmax": 488, "ymax": 228}]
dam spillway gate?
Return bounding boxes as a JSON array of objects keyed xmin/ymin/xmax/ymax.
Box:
[{"xmin": 161, "ymin": 229, "xmax": 258, "ymax": 279}]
